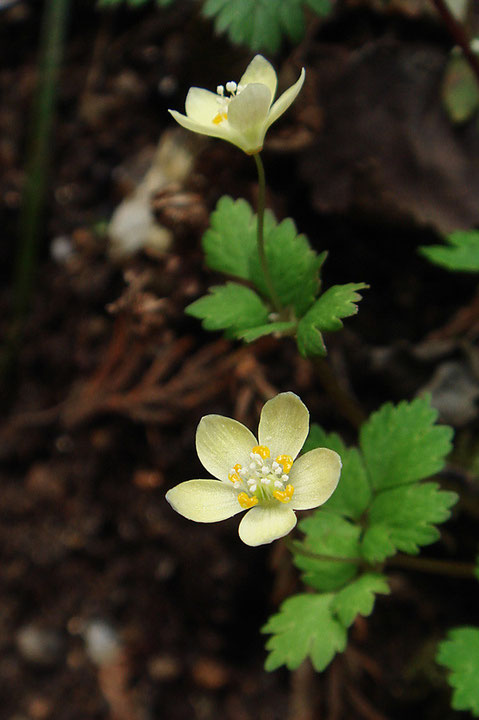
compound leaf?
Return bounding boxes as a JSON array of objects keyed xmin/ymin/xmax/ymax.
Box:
[
  {"xmin": 437, "ymin": 627, "xmax": 479, "ymax": 716},
  {"xmin": 186, "ymin": 283, "xmax": 269, "ymax": 333},
  {"xmin": 263, "ymin": 593, "xmax": 347, "ymax": 672},
  {"xmin": 332, "ymin": 573, "xmax": 390, "ymax": 628},
  {"xmin": 360, "ymin": 395, "xmax": 453, "ymax": 492},
  {"xmin": 419, "ymin": 230, "xmax": 479, "ymax": 273}
]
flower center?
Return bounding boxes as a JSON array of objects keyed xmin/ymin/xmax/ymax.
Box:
[
  {"xmin": 212, "ymin": 80, "xmax": 245, "ymax": 125},
  {"xmin": 228, "ymin": 445, "xmax": 294, "ymax": 509}
]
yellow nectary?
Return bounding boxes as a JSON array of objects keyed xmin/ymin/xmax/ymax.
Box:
[
  {"xmin": 168, "ymin": 55, "xmax": 305, "ymax": 155},
  {"xmin": 165, "ymin": 392, "xmax": 342, "ymax": 547}
]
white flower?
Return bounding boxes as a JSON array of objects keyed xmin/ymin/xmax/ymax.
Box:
[
  {"xmin": 166, "ymin": 392, "xmax": 341, "ymax": 547},
  {"xmin": 168, "ymin": 55, "xmax": 305, "ymax": 155}
]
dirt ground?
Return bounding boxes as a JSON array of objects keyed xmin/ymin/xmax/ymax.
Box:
[{"xmin": 1, "ymin": 1, "xmax": 479, "ymax": 718}]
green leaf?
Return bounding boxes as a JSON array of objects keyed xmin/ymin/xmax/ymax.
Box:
[
  {"xmin": 202, "ymin": 0, "xmax": 332, "ymax": 53},
  {"xmin": 437, "ymin": 627, "xmax": 479, "ymax": 716},
  {"xmin": 442, "ymin": 54, "xmax": 479, "ymax": 124},
  {"xmin": 332, "ymin": 573, "xmax": 390, "ymax": 628},
  {"xmin": 360, "ymin": 525, "xmax": 396, "ymax": 564},
  {"xmin": 262, "ymin": 593, "xmax": 347, "ymax": 672},
  {"xmin": 361, "ymin": 482, "xmax": 458, "ymax": 562},
  {"xmin": 202, "ymin": 197, "xmax": 259, "ymax": 281},
  {"xmin": 419, "ymin": 230, "xmax": 479, "ymax": 273},
  {"xmin": 250, "ymin": 219, "xmax": 324, "ymax": 316},
  {"xmin": 360, "ymin": 395, "xmax": 453, "ymax": 492},
  {"xmin": 303, "ymin": 425, "xmax": 372, "ymax": 520},
  {"xmin": 186, "ymin": 283, "xmax": 269, "ymax": 333},
  {"xmin": 236, "ymin": 321, "xmax": 296, "ymax": 342},
  {"xmin": 294, "ymin": 512, "xmax": 361, "ymax": 591},
  {"xmin": 297, "ymin": 283, "xmax": 368, "ymax": 357}
]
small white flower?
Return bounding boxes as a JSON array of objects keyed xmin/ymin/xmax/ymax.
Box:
[
  {"xmin": 168, "ymin": 55, "xmax": 305, "ymax": 155},
  {"xmin": 165, "ymin": 392, "xmax": 341, "ymax": 547}
]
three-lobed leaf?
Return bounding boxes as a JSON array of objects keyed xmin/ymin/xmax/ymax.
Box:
[
  {"xmin": 296, "ymin": 283, "xmax": 368, "ymax": 357},
  {"xmin": 419, "ymin": 230, "xmax": 479, "ymax": 273},
  {"xmin": 262, "ymin": 593, "xmax": 347, "ymax": 672},
  {"xmin": 437, "ymin": 627, "xmax": 479, "ymax": 716},
  {"xmin": 202, "ymin": 0, "xmax": 331, "ymax": 53}
]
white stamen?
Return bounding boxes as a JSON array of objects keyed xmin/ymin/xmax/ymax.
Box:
[
  {"xmin": 239, "ymin": 468, "xmax": 247, "ymax": 477},
  {"xmin": 281, "ymin": 474, "xmax": 289, "ymax": 482},
  {"xmin": 249, "ymin": 462, "xmax": 257, "ymax": 470},
  {"xmin": 226, "ymin": 81, "xmax": 237, "ymax": 94},
  {"xmin": 275, "ymin": 467, "xmax": 282, "ymax": 476},
  {"xmin": 272, "ymin": 461, "xmax": 280, "ymax": 469},
  {"xmin": 216, "ymin": 85, "xmax": 224, "ymax": 96},
  {"xmin": 261, "ymin": 466, "xmax": 269, "ymax": 475},
  {"xmin": 249, "ymin": 483, "xmax": 257, "ymax": 492},
  {"xmin": 274, "ymin": 480, "xmax": 284, "ymax": 488},
  {"xmin": 247, "ymin": 478, "xmax": 256, "ymax": 486},
  {"xmin": 262, "ymin": 477, "xmax": 271, "ymax": 485}
]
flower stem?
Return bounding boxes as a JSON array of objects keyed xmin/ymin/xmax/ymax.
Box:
[{"xmin": 252, "ymin": 152, "xmax": 282, "ymax": 314}]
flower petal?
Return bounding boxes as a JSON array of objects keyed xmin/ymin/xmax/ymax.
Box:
[
  {"xmin": 185, "ymin": 87, "xmax": 220, "ymax": 123},
  {"xmin": 289, "ymin": 448, "xmax": 341, "ymax": 510},
  {"xmin": 266, "ymin": 67, "xmax": 305, "ymax": 129},
  {"xmin": 239, "ymin": 55, "xmax": 277, "ymax": 103},
  {"xmin": 228, "ymin": 83, "xmax": 271, "ymax": 132},
  {"xmin": 166, "ymin": 479, "xmax": 243, "ymax": 522},
  {"xmin": 238, "ymin": 504, "xmax": 297, "ymax": 546},
  {"xmin": 168, "ymin": 109, "xmax": 235, "ymax": 143},
  {"xmin": 258, "ymin": 392, "xmax": 309, "ymax": 461},
  {"xmin": 196, "ymin": 414, "xmax": 257, "ymax": 481}
]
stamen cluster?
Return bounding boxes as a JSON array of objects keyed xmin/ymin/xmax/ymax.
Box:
[
  {"xmin": 229, "ymin": 445, "xmax": 294, "ymax": 508},
  {"xmin": 212, "ymin": 80, "xmax": 245, "ymax": 125}
]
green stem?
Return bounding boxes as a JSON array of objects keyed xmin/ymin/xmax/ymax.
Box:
[
  {"xmin": 252, "ymin": 152, "xmax": 282, "ymax": 314},
  {"xmin": 288, "ymin": 540, "xmax": 476, "ymax": 579},
  {"xmin": 386, "ymin": 553, "xmax": 476, "ymax": 579},
  {"xmin": 0, "ymin": 0, "xmax": 70, "ymax": 386}
]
